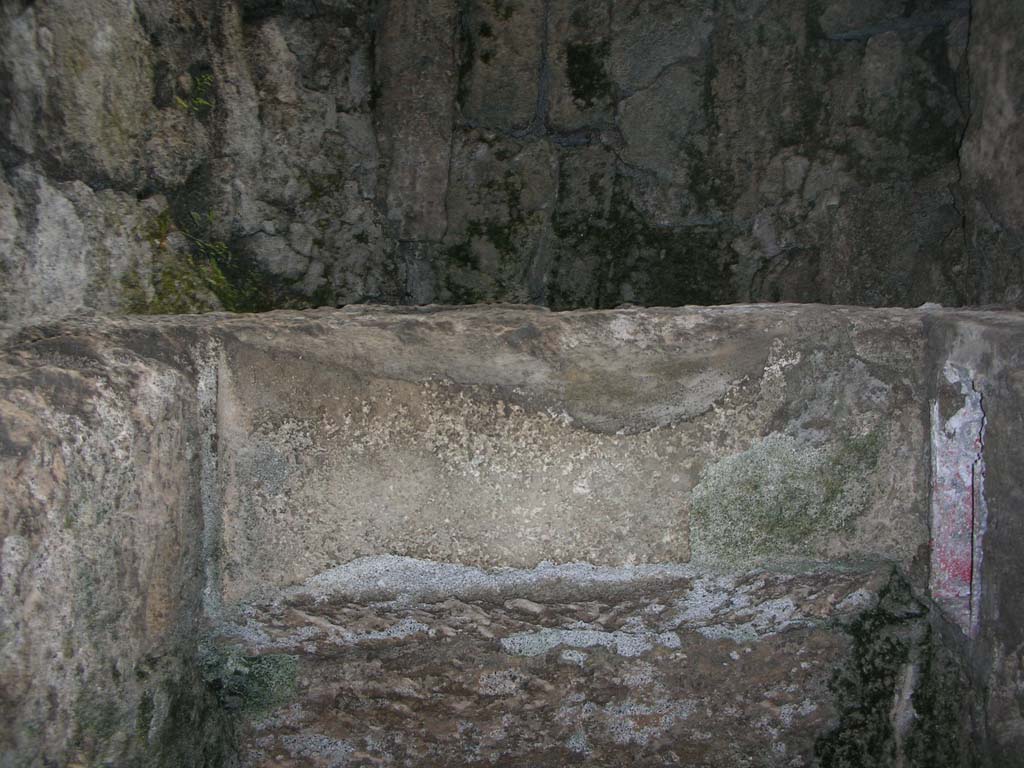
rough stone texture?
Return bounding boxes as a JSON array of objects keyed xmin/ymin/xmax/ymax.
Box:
[
  {"xmin": 960, "ymin": 0, "xmax": 1024, "ymax": 306},
  {"xmin": 0, "ymin": 326, "xmax": 228, "ymax": 766},
  {"xmin": 1, "ymin": 305, "xmax": 1022, "ymax": 765},
  {"xmin": 0, "ymin": 165, "xmax": 222, "ymax": 322},
  {"xmin": 209, "ymin": 0, "xmax": 393, "ymax": 308},
  {"xmin": 0, "ymin": 0, "xmax": 155, "ymax": 189},
  {"xmin": 376, "ymin": 0, "xmax": 458, "ymax": 243},
  {"xmin": 458, "ymin": 0, "xmax": 544, "ymax": 133},
  {"xmin": 211, "ymin": 305, "xmax": 930, "ymax": 604},
  {"xmin": 219, "ymin": 558, "xmax": 910, "ymax": 767},
  {"xmin": 927, "ymin": 313, "xmax": 1024, "ymax": 764},
  {"xmin": 2, "ymin": 0, "xmax": 1021, "ymax": 322}
]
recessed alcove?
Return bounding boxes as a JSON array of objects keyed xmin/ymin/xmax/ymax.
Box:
[{"xmin": 2, "ymin": 305, "xmax": 1021, "ymax": 765}]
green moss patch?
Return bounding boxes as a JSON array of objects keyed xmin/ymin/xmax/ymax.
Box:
[
  {"xmin": 816, "ymin": 573, "xmax": 923, "ymax": 766},
  {"xmin": 135, "ymin": 692, "xmax": 155, "ymax": 742},
  {"xmin": 126, "ymin": 208, "xmax": 332, "ymax": 315},
  {"xmin": 121, "ymin": 253, "xmax": 227, "ymax": 315},
  {"xmin": 690, "ymin": 431, "xmax": 883, "ymax": 561},
  {"xmin": 73, "ymin": 696, "xmax": 122, "ymax": 756},
  {"xmin": 902, "ymin": 626, "xmax": 976, "ymax": 767}
]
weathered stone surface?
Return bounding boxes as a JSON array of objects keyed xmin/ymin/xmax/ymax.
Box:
[
  {"xmin": 0, "ymin": 165, "xmax": 222, "ymax": 323},
  {"xmin": 0, "ymin": 327, "xmax": 228, "ymax": 766},
  {"xmin": 219, "ymin": 558, "xmax": 909, "ymax": 767},
  {"xmin": 4, "ymin": 0, "xmax": 1022, "ymax": 322},
  {"xmin": 437, "ymin": 131, "xmax": 558, "ymax": 303},
  {"xmin": 210, "ymin": 0, "xmax": 394, "ymax": 307},
  {"xmin": 1, "ymin": 305, "xmax": 1022, "ymax": 765},
  {"xmin": 458, "ymin": 0, "xmax": 544, "ymax": 133},
  {"xmin": 960, "ymin": 0, "xmax": 1024, "ymax": 306},
  {"xmin": 610, "ymin": 0, "xmax": 713, "ymax": 95},
  {"xmin": 206, "ymin": 305, "xmax": 931, "ymax": 604},
  {"xmin": 0, "ymin": 0, "xmax": 155, "ymax": 189},
  {"xmin": 375, "ymin": 0, "xmax": 458, "ymax": 243}
]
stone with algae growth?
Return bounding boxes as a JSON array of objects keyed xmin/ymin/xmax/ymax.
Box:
[{"xmin": 691, "ymin": 431, "xmax": 882, "ymax": 562}]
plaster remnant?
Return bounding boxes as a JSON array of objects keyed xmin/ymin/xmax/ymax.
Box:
[{"xmin": 929, "ymin": 361, "xmax": 988, "ymax": 635}]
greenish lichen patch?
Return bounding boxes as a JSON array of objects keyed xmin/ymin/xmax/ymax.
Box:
[
  {"xmin": 11, "ymin": 667, "xmax": 230, "ymax": 768},
  {"xmin": 456, "ymin": 8, "xmax": 478, "ymax": 110},
  {"xmin": 682, "ymin": 142, "xmax": 732, "ymax": 212},
  {"xmin": 690, "ymin": 431, "xmax": 882, "ymax": 561},
  {"xmin": 492, "ymin": 0, "xmax": 516, "ymax": 21},
  {"xmin": 73, "ymin": 696, "xmax": 122, "ymax": 756},
  {"xmin": 467, "ymin": 218, "xmax": 517, "ymax": 258},
  {"xmin": 902, "ymin": 626, "xmax": 975, "ymax": 767},
  {"xmin": 439, "ymin": 162, "xmax": 535, "ymax": 302},
  {"xmin": 823, "ymin": 431, "xmax": 884, "ymax": 511},
  {"xmin": 200, "ymin": 646, "xmax": 298, "ymax": 715},
  {"xmin": 148, "ymin": 667, "xmax": 237, "ymax": 767},
  {"xmin": 905, "ymin": 29, "xmax": 962, "ymax": 169},
  {"xmin": 121, "ymin": 253, "xmax": 227, "ymax": 315},
  {"xmin": 126, "ymin": 207, "xmax": 330, "ymax": 315},
  {"xmin": 201, "ymin": 242, "xmax": 312, "ymax": 313},
  {"xmin": 135, "ymin": 692, "xmax": 155, "ymax": 742},
  {"xmin": 446, "ymin": 240, "xmax": 478, "ymax": 270}
]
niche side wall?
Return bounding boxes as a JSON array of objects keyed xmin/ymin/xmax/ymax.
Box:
[{"xmin": 0, "ymin": 326, "xmax": 229, "ymax": 767}]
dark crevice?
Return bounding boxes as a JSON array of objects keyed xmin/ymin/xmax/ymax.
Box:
[{"xmin": 239, "ymin": 0, "xmax": 285, "ymax": 23}]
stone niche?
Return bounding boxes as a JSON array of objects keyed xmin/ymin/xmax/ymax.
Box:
[{"xmin": 1, "ymin": 305, "xmax": 1022, "ymax": 766}]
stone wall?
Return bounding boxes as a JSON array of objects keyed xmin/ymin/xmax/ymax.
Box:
[
  {"xmin": 2, "ymin": 306, "xmax": 1022, "ymax": 764},
  {"xmin": 0, "ymin": 324, "xmax": 229, "ymax": 766},
  {"xmin": 1, "ymin": 0, "xmax": 1021, "ymax": 323},
  {"xmin": 960, "ymin": 0, "xmax": 1024, "ymax": 306}
]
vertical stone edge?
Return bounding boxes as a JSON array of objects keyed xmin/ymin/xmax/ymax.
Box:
[
  {"xmin": 195, "ymin": 336, "xmax": 224, "ymax": 619},
  {"xmin": 925, "ymin": 311, "xmax": 1024, "ymax": 763}
]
